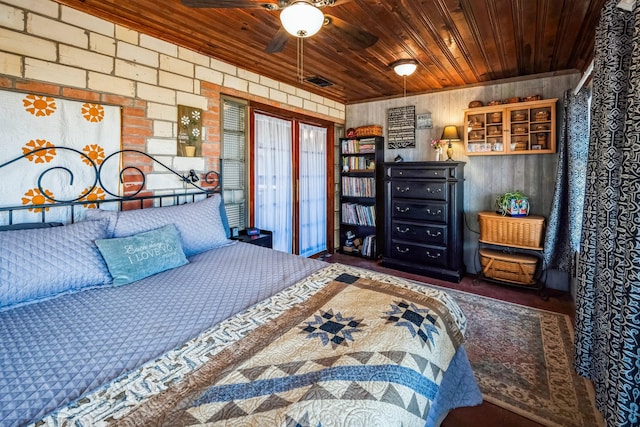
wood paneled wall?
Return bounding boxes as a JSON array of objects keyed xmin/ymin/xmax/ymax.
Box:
[{"xmin": 346, "ymin": 73, "xmax": 581, "ymax": 287}]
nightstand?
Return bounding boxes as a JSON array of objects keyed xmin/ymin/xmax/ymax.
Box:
[{"xmin": 231, "ymin": 229, "xmax": 273, "ymax": 248}]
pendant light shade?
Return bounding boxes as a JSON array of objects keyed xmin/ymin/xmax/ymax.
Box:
[
  {"xmin": 280, "ymin": 2, "xmax": 325, "ymax": 38},
  {"xmin": 391, "ymin": 59, "xmax": 418, "ymax": 76}
]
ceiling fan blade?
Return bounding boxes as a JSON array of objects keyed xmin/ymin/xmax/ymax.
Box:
[
  {"xmin": 181, "ymin": 0, "xmax": 280, "ymax": 9},
  {"xmin": 265, "ymin": 27, "xmax": 290, "ymax": 53},
  {"xmin": 324, "ymin": 14, "xmax": 378, "ymax": 49}
]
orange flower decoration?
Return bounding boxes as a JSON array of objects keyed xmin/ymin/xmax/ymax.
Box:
[
  {"xmin": 23, "ymin": 95, "xmax": 56, "ymax": 117},
  {"xmin": 82, "ymin": 103, "xmax": 105, "ymax": 123},
  {"xmin": 81, "ymin": 144, "xmax": 106, "ymax": 166},
  {"xmin": 21, "ymin": 188, "xmax": 54, "ymax": 212},
  {"xmin": 22, "ymin": 140, "xmax": 56, "ymax": 164},
  {"xmin": 79, "ymin": 187, "xmax": 106, "ymax": 209}
]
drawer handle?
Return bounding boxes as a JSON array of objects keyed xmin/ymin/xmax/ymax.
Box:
[
  {"xmin": 426, "ymin": 209, "xmax": 442, "ymax": 215},
  {"xmin": 426, "ymin": 251, "xmax": 441, "ymax": 259},
  {"xmin": 434, "ymin": 172, "xmax": 439, "ymax": 176},
  {"xmin": 396, "ymin": 246, "xmax": 410, "ymax": 253},
  {"xmin": 396, "ymin": 186, "xmax": 410, "ymax": 193},
  {"xmin": 399, "ymin": 171, "xmax": 404, "ymax": 176},
  {"xmin": 426, "ymin": 230, "xmax": 442, "ymax": 237},
  {"xmin": 426, "ymin": 188, "xmax": 442, "ymax": 194},
  {"xmin": 396, "ymin": 226, "xmax": 410, "ymax": 233},
  {"xmin": 396, "ymin": 206, "xmax": 410, "ymax": 213}
]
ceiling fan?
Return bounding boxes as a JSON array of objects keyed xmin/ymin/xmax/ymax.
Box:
[{"xmin": 180, "ymin": 0, "xmax": 378, "ymax": 53}]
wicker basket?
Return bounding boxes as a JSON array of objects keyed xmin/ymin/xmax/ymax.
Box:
[
  {"xmin": 355, "ymin": 125, "xmax": 383, "ymax": 137},
  {"xmin": 478, "ymin": 211, "xmax": 545, "ymax": 249},
  {"xmin": 479, "ymin": 248, "xmax": 538, "ymax": 285}
]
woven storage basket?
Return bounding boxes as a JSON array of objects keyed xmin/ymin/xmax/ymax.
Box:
[
  {"xmin": 478, "ymin": 211, "xmax": 545, "ymax": 249},
  {"xmin": 479, "ymin": 248, "xmax": 537, "ymax": 286},
  {"xmin": 355, "ymin": 125, "xmax": 383, "ymax": 137}
]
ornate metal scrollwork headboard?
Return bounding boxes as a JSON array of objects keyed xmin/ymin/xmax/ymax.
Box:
[{"xmin": 0, "ymin": 147, "xmax": 221, "ymax": 225}]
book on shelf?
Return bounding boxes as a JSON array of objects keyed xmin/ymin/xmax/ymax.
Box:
[
  {"xmin": 362, "ymin": 235, "xmax": 376, "ymax": 258},
  {"xmin": 343, "ymin": 156, "xmax": 374, "ymax": 171},
  {"xmin": 341, "ymin": 203, "xmax": 376, "ymax": 226},
  {"xmin": 341, "ymin": 176, "xmax": 375, "ymax": 197},
  {"xmin": 341, "ymin": 137, "xmax": 377, "ymax": 154}
]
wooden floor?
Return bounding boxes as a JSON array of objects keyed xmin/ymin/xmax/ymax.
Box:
[{"xmin": 328, "ymin": 252, "xmax": 577, "ymax": 427}]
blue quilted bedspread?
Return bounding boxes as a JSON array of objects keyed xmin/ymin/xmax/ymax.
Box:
[{"xmin": 0, "ymin": 242, "xmax": 325, "ymax": 427}]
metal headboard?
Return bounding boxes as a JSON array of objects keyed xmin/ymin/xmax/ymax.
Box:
[{"xmin": 0, "ymin": 147, "xmax": 221, "ymax": 225}]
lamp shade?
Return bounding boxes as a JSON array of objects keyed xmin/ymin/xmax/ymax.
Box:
[
  {"xmin": 391, "ymin": 59, "xmax": 418, "ymax": 76},
  {"xmin": 280, "ymin": 2, "xmax": 325, "ymax": 38},
  {"xmin": 441, "ymin": 125, "xmax": 460, "ymax": 141}
]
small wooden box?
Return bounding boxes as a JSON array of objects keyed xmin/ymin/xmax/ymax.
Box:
[
  {"xmin": 478, "ymin": 211, "xmax": 545, "ymax": 250},
  {"xmin": 479, "ymin": 248, "xmax": 538, "ymax": 286}
]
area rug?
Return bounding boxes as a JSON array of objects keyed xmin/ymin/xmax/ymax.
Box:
[{"xmin": 446, "ymin": 288, "xmax": 603, "ymax": 427}]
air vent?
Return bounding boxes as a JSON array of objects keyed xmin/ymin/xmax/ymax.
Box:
[{"xmin": 304, "ymin": 76, "xmax": 334, "ymax": 87}]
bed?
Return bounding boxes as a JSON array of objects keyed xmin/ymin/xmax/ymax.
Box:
[{"xmin": 0, "ymin": 149, "xmax": 481, "ymax": 427}]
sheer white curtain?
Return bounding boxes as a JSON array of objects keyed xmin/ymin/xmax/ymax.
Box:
[
  {"xmin": 254, "ymin": 113, "xmax": 293, "ymax": 253},
  {"xmin": 299, "ymin": 123, "xmax": 327, "ymax": 257}
]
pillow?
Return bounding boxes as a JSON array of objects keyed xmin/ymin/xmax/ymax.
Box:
[
  {"xmin": 95, "ymin": 224, "xmax": 188, "ymax": 286},
  {"xmin": 85, "ymin": 209, "xmax": 117, "ymax": 235},
  {"xmin": 0, "ymin": 219, "xmax": 112, "ymax": 311},
  {"xmin": 219, "ymin": 195, "xmax": 231, "ymax": 238},
  {"xmin": 111, "ymin": 194, "xmax": 231, "ymax": 256},
  {"xmin": 0, "ymin": 222, "xmax": 63, "ymax": 231}
]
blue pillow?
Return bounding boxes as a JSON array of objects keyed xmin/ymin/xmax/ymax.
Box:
[
  {"xmin": 219, "ymin": 195, "xmax": 231, "ymax": 238},
  {"xmin": 110, "ymin": 194, "xmax": 231, "ymax": 256},
  {"xmin": 0, "ymin": 219, "xmax": 112, "ymax": 311},
  {"xmin": 95, "ymin": 224, "xmax": 189, "ymax": 285}
]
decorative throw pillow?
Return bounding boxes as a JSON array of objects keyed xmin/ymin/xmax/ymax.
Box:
[
  {"xmin": 0, "ymin": 219, "xmax": 112, "ymax": 311},
  {"xmin": 111, "ymin": 194, "xmax": 231, "ymax": 256},
  {"xmin": 95, "ymin": 224, "xmax": 189, "ymax": 286}
]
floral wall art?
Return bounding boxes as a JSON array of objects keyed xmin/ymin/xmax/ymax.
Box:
[
  {"xmin": 177, "ymin": 105, "xmax": 203, "ymax": 157},
  {"xmin": 0, "ymin": 89, "xmax": 122, "ymax": 224}
]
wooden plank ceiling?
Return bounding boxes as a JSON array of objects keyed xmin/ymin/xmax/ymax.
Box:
[{"xmin": 52, "ymin": 0, "xmax": 606, "ymax": 104}]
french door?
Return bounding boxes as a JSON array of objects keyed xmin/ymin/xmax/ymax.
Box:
[{"xmin": 252, "ymin": 111, "xmax": 329, "ymax": 256}]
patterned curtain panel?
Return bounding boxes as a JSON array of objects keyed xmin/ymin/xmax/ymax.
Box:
[
  {"xmin": 0, "ymin": 90, "xmax": 121, "ymax": 224},
  {"xmin": 542, "ymin": 88, "xmax": 590, "ymax": 273},
  {"xmin": 574, "ymin": 1, "xmax": 640, "ymax": 426}
]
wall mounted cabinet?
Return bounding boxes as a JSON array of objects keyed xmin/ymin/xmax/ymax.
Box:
[{"xmin": 464, "ymin": 98, "xmax": 557, "ymax": 155}]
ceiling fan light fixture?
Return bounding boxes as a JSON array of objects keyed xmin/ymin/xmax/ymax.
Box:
[
  {"xmin": 280, "ymin": 1, "xmax": 325, "ymax": 38},
  {"xmin": 391, "ymin": 59, "xmax": 418, "ymax": 77}
]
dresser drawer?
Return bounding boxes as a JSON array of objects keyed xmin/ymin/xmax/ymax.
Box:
[
  {"xmin": 388, "ymin": 166, "xmax": 448, "ymax": 180},
  {"xmin": 389, "ymin": 241, "xmax": 447, "ymax": 267},
  {"xmin": 391, "ymin": 181, "xmax": 447, "ymax": 200},
  {"xmin": 391, "ymin": 200, "xmax": 448, "ymax": 223},
  {"xmin": 391, "ymin": 221, "xmax": 447, "ymax": 245}
]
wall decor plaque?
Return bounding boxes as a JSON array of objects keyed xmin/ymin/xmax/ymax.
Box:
[{"xmin": 387, "ymin": 105, "xmax": 416, "ymax": 149}]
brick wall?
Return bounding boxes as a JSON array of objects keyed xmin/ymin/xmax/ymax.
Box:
[{"xmin": 0, "ymin": 0, "xmax": 345, "ymax": 198}]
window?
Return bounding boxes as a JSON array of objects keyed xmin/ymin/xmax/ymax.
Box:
[{"xmin": 221, "ymin": 98, "xmax": 247, "ymax": 229}]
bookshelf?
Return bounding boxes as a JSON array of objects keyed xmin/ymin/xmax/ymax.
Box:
[{"xmin": 339, "ymin": 135, "xmax": 384, "ymax": 258}]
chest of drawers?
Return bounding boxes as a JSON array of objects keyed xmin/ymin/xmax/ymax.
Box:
[{"xmin": 381, "ymin": 162, "xmax": 465, "ymax": 282}]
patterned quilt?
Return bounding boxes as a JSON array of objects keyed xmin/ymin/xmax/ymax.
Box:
[{"xmin": 34, "ymin": 264, "xmax": 480, "ymax": 427}]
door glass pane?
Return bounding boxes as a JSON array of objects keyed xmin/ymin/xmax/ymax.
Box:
[
  {"xmin": 222, "ymin": 99, "xmax": 247, "ymax": 229},
  {"xmin": 254, "ymin": 113, "xmax": 293, "ymax": 253},
  {"xmin": 299, "ymin": 123, "xmax": 327, "ymax": 257}
]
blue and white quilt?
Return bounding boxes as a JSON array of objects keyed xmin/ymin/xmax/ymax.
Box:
[{"xmin": 33, "ymin": 263, "xmax": 481, "ymax": 426}]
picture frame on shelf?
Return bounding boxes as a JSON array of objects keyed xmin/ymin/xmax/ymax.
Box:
[{"xmin": 531, "ymin": 144, "xmax": 542, "ymax": 150}]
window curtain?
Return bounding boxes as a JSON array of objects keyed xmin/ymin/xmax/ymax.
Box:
[
  {"xmin": 298, "ymin": 123, "xmax": 327, "ymax": 257},
  {"xmin": 574, "ymin": 1, "xmax": 640, "ymax": 426},
  {"xmin": 254, "ymin": 113, "xmax": 292, "ymax": 253},
  {"xmin": 542, "ymin": 88, "xmax": 590, "ymax": 273}
]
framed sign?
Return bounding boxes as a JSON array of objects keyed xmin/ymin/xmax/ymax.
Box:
[
  {"xmin": 416, "ymin": 112, "xmax": 432, "ymax": 129},
  {"xmin": 387, "ymin": 105, "xmax": 415, "ymax": 149}
]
